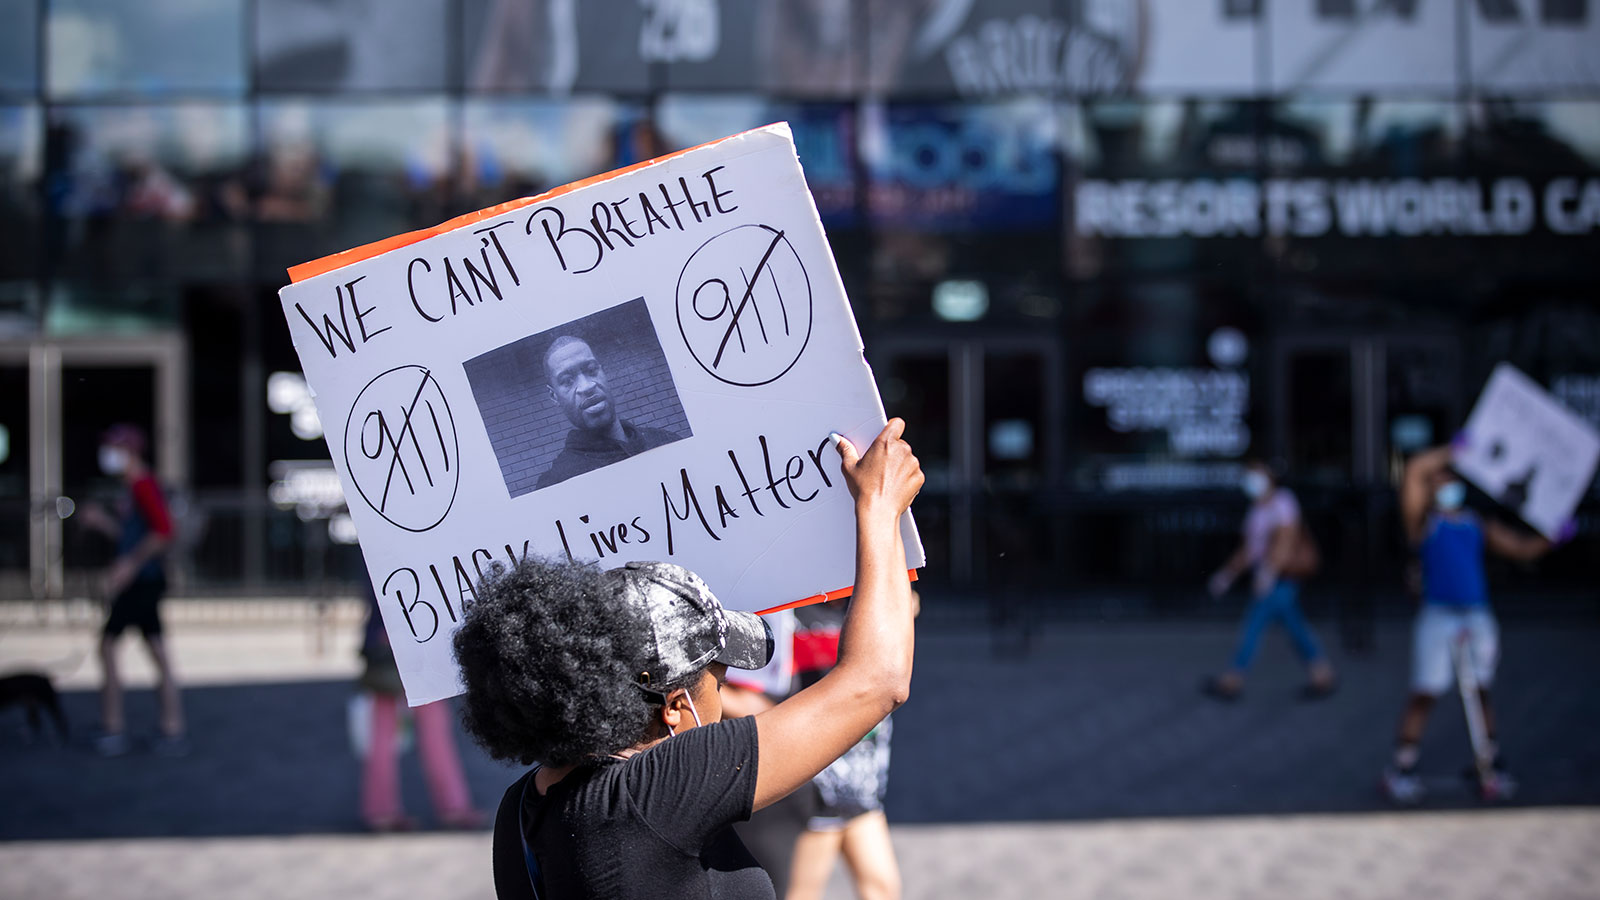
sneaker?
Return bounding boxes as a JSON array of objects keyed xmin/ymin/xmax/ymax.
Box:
[
  {"xmin": 94, "ymin": 732, "xmax": 131, "ymax": 758},
  {"xmin": 1299, "ymin": 679, "xmax": 1339, "ymax": 701},
  {"xmin": 439, "ymin": 808, "xmax": 488, "ymax": 830},
  {"xmin": 365, "ymin": 814, "xmax": 419, "ymax": 833},
  {"xmin": 1481, "ymin": 760, "xmax": 1518, "ymax": 801},
  {"xmin": 1382, "ymin": 766, "xmax": 1425, "ymax": 805},
  {"xmin": 151, "ymin": 733, "xmax": 191, "ymax": 758},
  {"xmin": 1200, "ymin": 676, "xmax": 1242, "ymax": 702}
]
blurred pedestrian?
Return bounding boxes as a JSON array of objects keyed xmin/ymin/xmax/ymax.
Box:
[
  {"xmin": 724, "ymin": 610, "xmax": 814, "ymax": 899},
  {"xmin": 78, "ymin": 424, "xmax": 186, "ymax": 757},
  {"xmin": 1381, "ymin": 442, "xmax": 1559, "ymax": 804},
  {"xmin": 1202, "ymin": 460, "xmax": 1336, "ymax": 701},
  {"xmin": 784, "ymin": 594, "xmax": 913, "ymax": 900},
  {"xmin": 358, "ymin": 587, "xmax": 485, "ymax": 831},
  {"xmin": 455, "ymin": 421, "xmax": 921, "ymax": 900}
]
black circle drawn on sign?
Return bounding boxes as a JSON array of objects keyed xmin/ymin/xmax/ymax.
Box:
[
  {"xmin": 343, "ymin": 364, "xmax": 460, "ymax": 533},
  {"xmin": 675, "ymin": 223, "xmax": 813, "ymax": 387}
]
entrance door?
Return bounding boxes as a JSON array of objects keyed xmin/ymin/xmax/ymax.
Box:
[
  {"xmin": 0, "ymin": 336, "xmax": 188, "ymax": 600},
  {"xmin": 1273, "ymin": 333, "xmax": 1461, "ymax": 487},
  {"xmin": 1272, "ymin": 331, "xmax": 1460, "ymax": 649},
  {"xmin": 871, "ymin": 335, "xmax": 1062, "ymax": 587}
]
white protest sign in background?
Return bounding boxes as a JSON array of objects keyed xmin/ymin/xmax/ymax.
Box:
[
  {"xmin": 1455, "ymin": 363, "xmax": 1600, "ymax": 540},
  {"xmin": 279, "ymin": 124, "xmax": 923, "ymax": 705}
]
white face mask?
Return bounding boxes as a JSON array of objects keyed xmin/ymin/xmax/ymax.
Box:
[
  {"xmin": 1242, "ymin": 471, "xmax": 1271, "ymax": 500},
  {"xmin": 1435, "ymin": 481, "xmax": 1467, "ymax": 511},
  {"xmin": 98, "ymin": 446, "xmax": 128, "ymax": 476}
]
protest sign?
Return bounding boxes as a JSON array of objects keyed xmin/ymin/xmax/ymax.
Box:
[
  {"xmin": 1454, "ymin": 363, "xmax": 1600, "ymax": 539},
  {"xmin": 279, "ymin": 124, "xmax": 924, "ymax": 705}
]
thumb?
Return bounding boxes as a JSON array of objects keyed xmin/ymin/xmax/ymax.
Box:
[{"xmin": 830, "ymin": 432, "xmax": 859, "ymax": 470}]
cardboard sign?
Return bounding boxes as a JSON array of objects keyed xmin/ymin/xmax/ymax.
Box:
[
  {"xmin": 1455, "ymin": 363, "xmax": 1600, "ymax": 539},
  {"xmin": 279, "ymin": 124, "xmax": 923, "ymax": 704}
]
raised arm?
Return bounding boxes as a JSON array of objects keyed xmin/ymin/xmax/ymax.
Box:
[
  {"xmin": 750, "ymin": 419, "xmax": 922, "ymax": 811},
  {"xmin": 1482, "ymin": 519, "xmax": 1551, "ymax": 563},
  {"xmin": 1401, "ymin": 446, "xmax": 1453, "ymax": 545}
]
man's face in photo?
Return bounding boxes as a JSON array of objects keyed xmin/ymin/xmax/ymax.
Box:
[{"xmin": 546, "ymin": 338, "xmax": 615, "ymax": 432}]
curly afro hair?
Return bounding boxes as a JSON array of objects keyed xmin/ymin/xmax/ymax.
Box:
[{"xmin": 452, "ymin": 555, "xmax": 700, "ymax": 766}]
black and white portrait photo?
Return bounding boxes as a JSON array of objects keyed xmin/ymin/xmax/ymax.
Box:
[{"xmin": 463, "ymin": 298, "xmax": 693, "ymax": 496}]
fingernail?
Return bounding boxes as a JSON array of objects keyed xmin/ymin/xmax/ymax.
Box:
[{"xmin": 828, "ymin": 432, "xmax": 845, "ymax": 449}]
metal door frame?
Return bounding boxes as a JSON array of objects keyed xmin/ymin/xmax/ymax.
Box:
[
  {"xmin": 0, "ymin": 334, "xmax": 188, "ymax": 600},
  {"xmin": 869, "ymin": 334, "xmax": 1064, "ymax": 584},
  {"xmin": 1271, "ymin": 331, "xmax": 1461, "ymax": 486}
]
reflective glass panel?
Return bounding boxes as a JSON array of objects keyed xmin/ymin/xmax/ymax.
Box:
[
  {"xmin": 863, "ymin": 100, "xmax": 1058, "ymax": 231},
  {"xmin": 0, "ymin": 105, "xmax": 42, "ymax": 309},
  {"xmin": 256, "ymin": 0, "xmax": 452, "ymax": 92},
  {"xmin": 256, "ymin": 98, "xmax": 453, "ymax": 277},
  {"xmin": 44, "ymin": 103, "xmax": 248, "ymax": 327},
  {"xmin": 0, "ymin": 0, "xmax": 39, "ymax": 93},
  {"xmin": 461, "ymin": 0, "xmax": 648, "ymax": 94},
  {"xmin": 460, "ymin": 97, "xmax": 637, "ymax": 210},
  {"xmin": 1070, "ymin": 280, "xmax": 1259, "ymax": 493},
  {"xmin": 656, "ymin": 95, "xmax": 857, "ymax": 227},
  {"xmin": 46, "ymin": 0, "xmax": 246, "ymax": 96},
  {"xmin": 1066, "ymin": 99, "xmax": 1262, "ymax": 279}
]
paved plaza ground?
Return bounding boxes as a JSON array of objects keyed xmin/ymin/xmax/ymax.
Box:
[{"xmin": 2, "ymin": 600, "xmax": 1598, "ymax": 897}]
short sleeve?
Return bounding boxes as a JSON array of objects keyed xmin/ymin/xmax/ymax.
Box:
[
  {"xmin": 132, "ymin": 477, "xmax": 174, "ymax": 537},
  {"xmin": 624, "ymin": 715, "xmax": 760, "ymax": 855},
  {"xmin": 1276, "ymin": 491, "xmax": 1302, "ymax": 528}
]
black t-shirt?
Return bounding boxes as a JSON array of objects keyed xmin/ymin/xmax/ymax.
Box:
[{"xmin": 492, "ymin": 715, "xmax": 774, "ymax": 900}]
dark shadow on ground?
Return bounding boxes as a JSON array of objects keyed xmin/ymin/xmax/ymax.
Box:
[{"xmin": 3, "ymin": 621, "xmax": 1598, "ymax": 840}]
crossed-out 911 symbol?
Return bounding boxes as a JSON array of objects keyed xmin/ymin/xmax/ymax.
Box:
[
  {"xmin": 343, "ymin": 365, "xmax": 460, "ymax": 533},
  {"xmin": 676, "ymin": 223, "xmax": 813, "ymax": 388}
]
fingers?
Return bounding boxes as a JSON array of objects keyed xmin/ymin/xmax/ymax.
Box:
[
  {"xmin": 878, "ymin": 417, "xmax": 905, "ymax": 445},
  {"xmin": 834, "ymin": 420, "xmax": 921, "ymax": 512},
  {"xmin": 831, "ymin": 432, "xmax": 860, "ymax": 468}
]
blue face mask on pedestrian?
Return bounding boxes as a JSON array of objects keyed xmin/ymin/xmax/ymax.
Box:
[{"xmin": 1435, "ymin": 481, "xmax": 1466, "ymax": 511}]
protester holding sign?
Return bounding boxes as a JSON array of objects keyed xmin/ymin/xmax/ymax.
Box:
[
  {"xmin": 461, "ymin": 420, "xmax": 922, "ymax": 900},
  {"xmin": 1381, "ymin": 442, "xmax": 1562, "ymax": 804},
  {"xmin": 1201, "ymin": 459, "xmax": 1337, "ymax": 702}
]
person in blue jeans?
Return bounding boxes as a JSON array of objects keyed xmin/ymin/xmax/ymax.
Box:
[
  {"xmin": 1381, "ymin": 443, "xmax": 1559, "ymax": 803},
  {"xmin": 1202, "ymin": 460, "xmax": 1337, "ymax": 701}
]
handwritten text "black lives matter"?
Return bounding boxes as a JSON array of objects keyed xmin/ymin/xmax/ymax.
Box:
[
  {"xmin": 380, "ymin": 431, "xmax": 837, "ymax": 643},
  {"xmin": 291, "ymin": 166, "xmax": 739, "ymax": 362}
]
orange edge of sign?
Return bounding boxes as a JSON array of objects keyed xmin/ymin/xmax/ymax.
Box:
[
  {"xmin": 285, "ymin": 128, "xmax": 768, "ymax": 284},
  {"xmin": 755, "ymin": 569, "xmax": 919, "ymax": 616}
]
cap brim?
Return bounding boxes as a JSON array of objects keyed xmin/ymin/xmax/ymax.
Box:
[{"xmin": 716, "ymin": 611, "xmax": 774, "ymax": 670}]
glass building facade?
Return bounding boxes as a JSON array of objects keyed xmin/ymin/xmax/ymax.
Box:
[{"xmin": 3, "ymin": 1, "xmax": 1597, "ymax": 614}]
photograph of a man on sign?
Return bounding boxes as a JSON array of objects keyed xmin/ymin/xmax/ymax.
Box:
[
  {"xmin": 540, "ymin": 336, "xmax": 684, "ymax": 486},
  {"xmin": 464, "ymin": 298, "xmax": 693, "ymax": 497}
]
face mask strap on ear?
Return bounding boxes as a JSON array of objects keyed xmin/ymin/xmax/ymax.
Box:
[{"xmin": 636, "ymin": 671, "xmax": 702, "ymax": 735}]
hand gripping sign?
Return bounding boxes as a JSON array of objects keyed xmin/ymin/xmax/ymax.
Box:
[
  {"xmin": 1454, "ymin": 363, "xmax": 1600, "ymax": 540},
  {"xmin": 280, "ymin": 125, "xmax": 924, "ymax": 705}
]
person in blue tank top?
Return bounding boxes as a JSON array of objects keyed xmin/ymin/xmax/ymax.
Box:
[{"xmin": 1381, "ymin": 442, "xmax": 1559, "ymax": 803}]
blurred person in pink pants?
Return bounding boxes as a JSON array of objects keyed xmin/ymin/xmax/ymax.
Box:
[{"xmin": 359, "ymin": 588, "xmax": 485, "ymax": 832}]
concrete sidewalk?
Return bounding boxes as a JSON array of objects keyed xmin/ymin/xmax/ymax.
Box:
[
  {"xmin": 3, "ymin": 610, "xmax": 1599, "ymax": 897},
  {"xmin": 4, "ymin": 809, "xmax": 1597, "ymax": 900}
]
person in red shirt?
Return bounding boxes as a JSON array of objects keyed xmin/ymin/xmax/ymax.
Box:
[{"xmin": 79, "ymin": 424, "xmax": 186, "ymax": 757}]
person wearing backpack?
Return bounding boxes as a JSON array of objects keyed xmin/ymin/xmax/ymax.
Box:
[{"xmin": 1202, "ymin": 459, "xmax": 1338, "ymax": 701}]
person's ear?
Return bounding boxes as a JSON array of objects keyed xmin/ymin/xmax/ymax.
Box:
[
  {"xmin": 546, "ymin": 382, "xmax": 557, "ymax": 403},
  {"xmin": 660, "ymin": 689, "xmax": 690, "ymax": 731}
]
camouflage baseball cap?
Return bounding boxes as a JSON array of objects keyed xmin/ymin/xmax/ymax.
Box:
[{"xmin": 601, "ymin": 561, "xmax": 773, "ymax": 692}]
